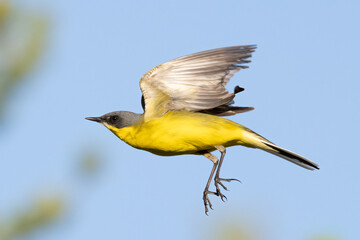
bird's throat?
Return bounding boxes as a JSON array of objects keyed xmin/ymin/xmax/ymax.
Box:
[{"xmin": 104, "ymin": 123, "xmax": 138, "ymax": 147}]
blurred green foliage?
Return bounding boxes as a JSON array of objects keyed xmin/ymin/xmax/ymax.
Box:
[
  {"xmin": 0, "ymin": 2, "xmax": 10, "ymax": 28},
  {"xmin": 0, "ymin": 2, "xmax": 64, "ymax": 239},
  {"xmin": 309, "ymin": 235, "xmax": 341, "ymax": 240},
  {"xmin": 78, "ymin": 149, "xmax": 103, "ymax": 177},
  {"xmin": 212, "ymin": 225, "xmax": 257, "ymax": 240},
  {"xmin": 0, "ymin": 196, "xmax": 65, "ymax": 240},
  {"xmin": 206, "ymin": 218, "xmax": 260, "ymax": 240},
  {"xmin": 207, "ymin": 217, "xmax": 342, "ymax": 240},
  {"xmin": 0, "ymin": 1, "xmax": 48, "ymax": 119}
]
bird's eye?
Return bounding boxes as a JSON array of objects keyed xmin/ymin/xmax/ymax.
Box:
[{"xmin": 109, "ymin": 115, "xmax": 119, "ymax": 123}]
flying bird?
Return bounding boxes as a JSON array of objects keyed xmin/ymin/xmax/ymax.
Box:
[{"xmin": 86, "ymin": 45, "xmax": 319, "ymax": 214}]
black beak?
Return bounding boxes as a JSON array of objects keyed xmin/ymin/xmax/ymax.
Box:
[{"xmin": 85, "ymin": 117, "xmax": 102, "ymax": 123}]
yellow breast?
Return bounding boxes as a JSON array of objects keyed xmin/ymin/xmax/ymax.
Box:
[{"xmin": 108, "ymin": 111, "xmax": 248, "ymax": 156}]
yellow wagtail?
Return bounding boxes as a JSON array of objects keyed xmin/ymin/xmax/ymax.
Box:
[{"xmin": 86, "ymin": 45, "xmax": 319, "ymax": 214}]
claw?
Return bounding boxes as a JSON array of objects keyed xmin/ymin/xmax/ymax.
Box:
[
  {"xmin": 214, "ymin": 182, "xmax": 227, "ymax": 201},
  {"xmin": 208, "ymin": 198, "xmax": 213, "ymax": 210},
  {"xmin": 217, "ymin": 190, "xmax": 227, "ymax": 202},
  {"xmin": 219, "ymin": 178, "xmax": 241, "ymax": 183},
  {"xmin": 203, "ymin": 190, "xmax": 216, "ymax": 215},
  {"xmin": 217, "ymin": 181, "xmax": 228, "ymax": 191},
  {"xmin": 214, "ymin": 177, "xmax": 240, "ymax": 202}
]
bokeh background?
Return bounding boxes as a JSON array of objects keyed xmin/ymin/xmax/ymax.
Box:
[{"xmin": 1, "ymin": 0, "xmax": 359, "ymax": 239}]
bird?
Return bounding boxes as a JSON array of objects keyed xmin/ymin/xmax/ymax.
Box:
[{"xmin": 86, "ymin": 45, "xmax": 319, "ymax": 214}]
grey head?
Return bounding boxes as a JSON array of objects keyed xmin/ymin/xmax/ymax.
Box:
[{"xmin": 85, "ymin": 111, "xmax": 142, "ymax": 129}]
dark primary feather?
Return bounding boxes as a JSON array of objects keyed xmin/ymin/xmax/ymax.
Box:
[
  {"xmin": 200, "ymin": 106, "xmax": 254, "ymax": 116},
  {"xmin": 198, "ymin": 85, "xmax": 254, "ymax": 116}
]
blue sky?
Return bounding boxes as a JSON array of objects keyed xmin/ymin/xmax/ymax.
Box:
[{"xmin": 1, "ymin": 0, "xmax": 360, "ymax": 239}]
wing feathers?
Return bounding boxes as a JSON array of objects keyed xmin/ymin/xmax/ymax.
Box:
[{"xmin": 140, "ymin": 45, "xmax": 256, "ymax": 120}]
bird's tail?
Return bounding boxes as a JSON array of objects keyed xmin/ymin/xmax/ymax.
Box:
[
  {"xmin": 259, "ymin": 139, "xmax": 319, "ymax": 170},
  {"xmin": 240, "ymin": 127, "xmax": 319, "ymax": 170}
]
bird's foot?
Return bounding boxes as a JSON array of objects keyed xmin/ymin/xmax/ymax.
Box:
[
  {"xmin": 203, "ymin": 190, "xmax": 217, "ymax": 215},
  {"xmin": 214, "ymin": 177, "xmax": 241, "ymax": 202}
]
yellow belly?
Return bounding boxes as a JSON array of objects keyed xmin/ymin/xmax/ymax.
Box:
[{"xmin": 110, "ymin": 111, "xmax": 253, "ymax": 156}]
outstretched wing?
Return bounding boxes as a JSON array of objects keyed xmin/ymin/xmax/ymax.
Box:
[{"xmin": 140, "ymin": 45, "xmax": 256, "ymax": 120}]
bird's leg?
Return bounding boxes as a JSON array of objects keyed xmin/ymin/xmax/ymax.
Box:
[
  {"xmin": 202, "ymin": 152, "xmax": 219, "ymax": 215},
  {"xmin": 214, "ymin": 145, "xmax": 241, "ymax": 201}
]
